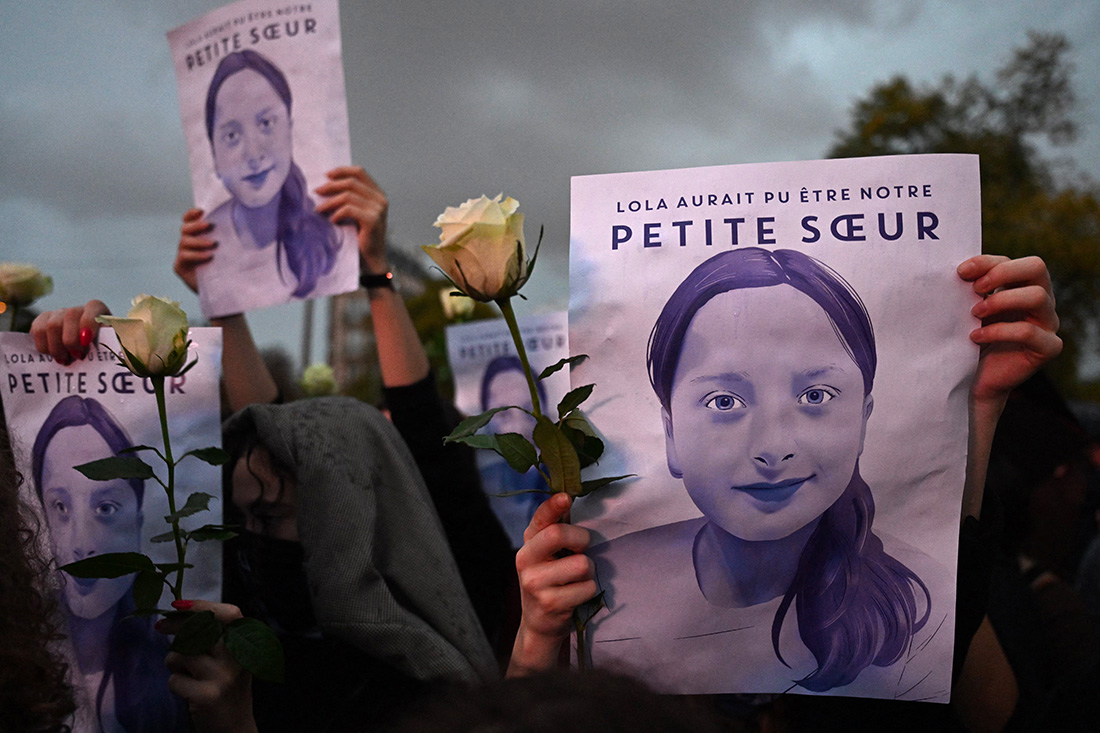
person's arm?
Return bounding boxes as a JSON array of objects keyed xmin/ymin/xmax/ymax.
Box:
[
  {"xmin": 173, "ymin": 208, "xmax": 279, "ymax": 411},
  {"xmin": 159, "ymin": 600, "xmax": 257, "ymax": 733},
  {"xmin": 507, "ymin": 493, "xmax": 598, "ymax": 677},
  {"xmin": 315, "ymin": 166, "xmax": 430, "ymax": 387},
  {"xmin": 30, "ymin": 299, "xmax": 110, "ymax": 365},
  {"xmin": 957, "ymin": 254, "xmax": 1061, "ymax": 520}
]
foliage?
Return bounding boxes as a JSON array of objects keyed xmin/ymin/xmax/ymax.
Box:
[{"xmin": 829, "ymin": 32, "xmax": 1100, "ymax": 394}]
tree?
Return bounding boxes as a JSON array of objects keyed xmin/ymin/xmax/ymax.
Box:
[{"xmin": 829, "ymin": 32, "xmax": 1100, "ymax": 395}]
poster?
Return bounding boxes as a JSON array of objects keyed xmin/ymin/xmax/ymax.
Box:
[
  {"xmin": 569, "ymin": 154, "xmax": 981, "ymax": 701},
  {"xmin": 1, "ymin": 329, "xmax": 223, "ymax": 732},
  {"xmin": 446, "ymin": 311, "xmax": 571, "ymax": 546},
  {"xmin": 167, "ymin": 0, "xmax": 357, "ymax": 318}
]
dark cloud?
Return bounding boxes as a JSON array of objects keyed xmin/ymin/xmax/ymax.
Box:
[{"xmin": 2, "ymin": 0, "xmax": 1097, "ymax": 357}]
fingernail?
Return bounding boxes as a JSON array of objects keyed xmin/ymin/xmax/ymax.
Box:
[
  {"xmin": 957, "ymin": 261, "xmax": 977, "ymax": 277},
  {"xmin": 79, "ymin": 328, "xmax": 93, "ymax": 347},
  {"xmin": 154, "ymin": 618, "xmax": 166, "ymax": 632},
  {"xmin": 971, "ymin": 301, "xmax": 987, "ymax": 317},
  {"xmin": 171, "ymin": 599, "xmax": 193, "ymax": 611}
]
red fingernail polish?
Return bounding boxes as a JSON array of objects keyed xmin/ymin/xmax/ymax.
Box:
[
  {"xmin": 79, "ymin": 328, "xmax": 93, "ymax": 347},
  {"xmin": 171, "ymin": 599, "xmax": 193, "ymax": 611}
]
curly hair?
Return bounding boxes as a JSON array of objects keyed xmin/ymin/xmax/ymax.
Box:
[{"xmin": 0, "ymin": 416, "xmax": 75, "ymax": 732}]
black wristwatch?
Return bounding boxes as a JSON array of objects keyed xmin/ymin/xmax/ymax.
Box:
[{"xmin": 359, "ymin": 271, "xmax": 394, "ymax": 290}]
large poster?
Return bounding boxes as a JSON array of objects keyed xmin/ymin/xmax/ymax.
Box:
[
  {"xmin": 1, "ymin": 329, "xmax": 223, "ymax": 732},
  {"xmin": 569, "ymin": 154, "xmax": 981, "ymax": 701},
  {"xmin": 447, "ymin": 311, "xmax": 571, "ymax": 547},
  {"xmin": 167, "ymin": 0, "xmax": 357, "ymax": 318}
]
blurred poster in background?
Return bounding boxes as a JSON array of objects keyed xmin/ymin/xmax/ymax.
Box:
[{"xmin": 447, "ymin": 311, "xmax": 570, "ymax": 546}]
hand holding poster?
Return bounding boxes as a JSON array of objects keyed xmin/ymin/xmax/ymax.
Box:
[
  {"xmin": 568, "ymin": 154, "xmax": 982, "ymax": 701},
  {"xmin": 446, "ymin": 311, "xmax": 571, "ymax": 546},
  {"xmin": 167, "ymin": 0, "xmax": 357, "ymax": 318},
  {"xmin": 1, "ymin": 328, "xmax": 223, "ymax": 732}
]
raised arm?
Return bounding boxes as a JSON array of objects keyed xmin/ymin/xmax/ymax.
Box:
[
  {"xmin": 315, "ymin": 166, "xmax": 430, "ymax": 387},
  {"xmin": 507, "ymin": 493, "xmax": 598, "ymax": 677},
  {"xmin": 957, "ymin": 254, "xmax": 1062, "ymax": 519},
  {"xmin": 174, "ymin": 208, "xmax": 279, "ymax": 412}
]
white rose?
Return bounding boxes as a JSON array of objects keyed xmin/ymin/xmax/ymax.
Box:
[
  {"xmin": 97, "ymin": 295, "xmax": 191, "ymax": 377},
  {"xmin": 0, "ymin": 263, "xmax": 53, "ymax": 306},
  {"xmin": 422, "ymin": 194, "xmax": 531, "ymax": 301},
  {"xmin": 300, "ymin": 362, "xmax": 337, "ymax": 396}
]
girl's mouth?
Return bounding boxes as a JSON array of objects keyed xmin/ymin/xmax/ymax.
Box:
[
  {"xmin": 72, "ymin": 576, "xmax": 98, "ymax": 595},
  {"xmin": 243, "ymin": 168, "xmax": 272, "ymax": 188},
  {"xmin": 732, "ymin": 475, "xmax": 814, "ymax": 502}
]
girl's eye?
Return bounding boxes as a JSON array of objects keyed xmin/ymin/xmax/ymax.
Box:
[
  {"xmin": 258, "ymin": 115, "xmax": 276, "ymax": 131},
  {"xmin": 704, "ymin": 392, "xmax": 746, "ymax": 411},
  {"xmin": 797, "ymin": 386, "xmax": 839, "ymax": 406},
  {"xmin": 51, "ymin": 500, "xmax": 68, "ymax": 516},
  {"xmin": 95, "ymin": 502, "xmax": 120, "ymax": 517},
  {"xmin": 222, "ymin": 130, "xmax": 239, "ymax": 146}
]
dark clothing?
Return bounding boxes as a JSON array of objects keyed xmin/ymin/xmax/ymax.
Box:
[
  {"xmin": 222, "ymin": 390, "xmax": 510, "ymax": 732},
  {"xmin": 383, "ymin": 376, "xmax": 517, "ymax": 653}
]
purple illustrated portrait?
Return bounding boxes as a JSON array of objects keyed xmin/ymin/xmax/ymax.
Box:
[
  {"xmin": 569, "ymin": 155, "xmax": 982, "ymax": 701},
  {"xmin": 168, "ymin": 0, "xmax": 357, "ymax": 318},
  {"xmin": 1, "ymin": 328, "xmax": 224, "ymax": 731},
  {"xmin": 33, "ymin": 396, "xmax": 187, "ymax": 731}
]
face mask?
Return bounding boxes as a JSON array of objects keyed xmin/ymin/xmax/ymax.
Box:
[{"xmin": 235, "ymin": 530, "xmax": 316, "ymax": 634}]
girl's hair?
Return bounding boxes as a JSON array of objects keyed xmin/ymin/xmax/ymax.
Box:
[
  {"xmin": 480, "ymin": 355, "xmax": 547, "ymax": 413},
  {"xmin": 205, "ymin": 49, "xmax": 339, "ymax": 298},
  {"xmin": 0, "ymin": 416, "xmax": 75, "ymax": 733},
  {"xmin": 647, "ymin": 247, "xmax": 929, "ymax": 691},
  {"xmin": 32, "ymin": 395, "xmax": 143, "ymax": 506},
  {"xmin": 29, "ymin": 397, "xmax": 186, "ymax": 730}
]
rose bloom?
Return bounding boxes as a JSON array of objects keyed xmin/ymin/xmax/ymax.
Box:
[
  {"xmin": 97, "ymin": 295, "xmax": 191, "ymax": 378},
  {"xmin": 0, "ymin": 262, "xmax": 53, "ymax": 306},
  {"xmin": 423, "ymin": 194, "xmax": 529, "ymax": 302},
  {"xmin": 300, "ymin": 362, "xmax": 337, "ymax": 396}
]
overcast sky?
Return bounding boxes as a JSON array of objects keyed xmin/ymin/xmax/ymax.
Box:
[{"xmin": 2, "ymin": 0, "xmax": 1098, "ymax": 369}]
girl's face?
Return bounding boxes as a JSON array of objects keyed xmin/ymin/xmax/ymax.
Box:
[
  {"xmin": 487, "ymin": 369, "xmax": 537, "ymax": 442},
  {"xmin": 232, "ymin": 445, "xmax": 298, "ymax": 541},
  {"xmin": 211, "ymin": 68, "xmax": 293, "ymax": 209},
  {"xmin": 663, "ymin": 285, "xmax": 872, "ymax": 542},
  {"xmin": 41, "ymin": 425, "xmax": 143, "ymax": 619}
]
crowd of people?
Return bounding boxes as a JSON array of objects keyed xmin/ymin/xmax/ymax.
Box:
[{"xmin": 3, "ymin": 154, "xmax": 1098, "ymax": 732}]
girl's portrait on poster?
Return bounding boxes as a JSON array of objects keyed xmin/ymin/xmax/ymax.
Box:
[
  {"xmin": 199, "ymin": 49, "xmax": 343, "ymax": 315},
  {"xmin": 588, "ymin": 247, "xmax": 948, "ymax": 699}
]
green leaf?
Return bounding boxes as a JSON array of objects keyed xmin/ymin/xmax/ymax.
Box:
[
  {"xmin": 444, "ymin": 407, "xmax": 511, "ymax": 442},
  {"xmin": 150, "ymin": 531, "xmax": 179, "ymax": 544},
  {"xmin": 560, "ymin": 423, "xmax": 604, "ymax": 469},
  {"xmin": 119, "ymin": 445, "xmax": 159, "ymax": 455},
  {"xmin": 538, "ymin": 354, "xmax": 589, "ymax": 381},
  {"xmin": 557, "ymin": 384, "xmax": 595, "ymax": 420},
  {"xmin": 155, "ymin": 562, "xmax": 195, "ymax": 575},
  {"xmin": 169, "ymin": 611, "xmax": 224, "ymax": 655},
  {"xmin": 165, "ymin": 492, "xmax": 215, "ymax": 523},
  {"xmin": 187, "ymin": 525, "xmax": 239, "ymax": 542},
  {"xmin": 225, "ymin": 618, "xmax": 285, "ymax": 683},
  {"xmin": 75, "ymin": 456, "xmax": 155, "ymax": 481},
  {"xmin": 61, "ymin": 552, "xmax": 155, "ymax": 579},
  {"xmin": 496, "ymin": 433, "xmax": 538, "ymax": 473},
  {"xmin": 181, "ymin": 446, "xmax": 230, "ymax": 466},
  {"xmin": 577, "ymin": 474, "xmax": 635, "ymax": 497},
  {"xmin": 533, "ymin": 416, "xmax": 582, "ymax": 496},
  {"xmin": 132, "ymin": 570, "xmax": 164, "ymax": 611},
  {"xmin": 447, "ymin": 433, "xmax": 501, "ymax": 451}
]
